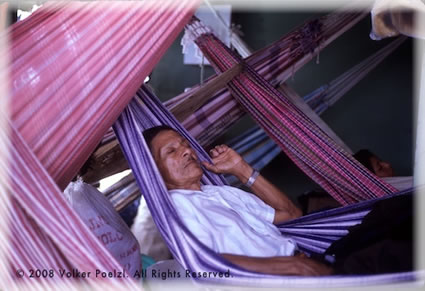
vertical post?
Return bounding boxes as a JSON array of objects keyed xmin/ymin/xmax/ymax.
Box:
[{"xmin": 414, "ymin": 34, "xmax": 425, "ymax": 273}]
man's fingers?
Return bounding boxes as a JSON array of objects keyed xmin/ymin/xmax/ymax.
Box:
[
  {"xmin": 202, "ymin": 161, "xmax": 219, "ymax": 173},
  {"xmin": 210, "ymin": 144, "xmax": 230, "ymax": 157},
  {"xmin": 298, "ymin": 258, "xmax": 333, "ymax": 276},
  {"xmin": 210, "ymin": 147, "xmax": 221, "ymax": 156},
  {"xmin": 209, "ymin": 148, "xmax": 219, "ymax": 157},
  {"xmin": 216, "ymin": 145, "xmax": 225, "ymax": 153},
  {"xmin": 217, "ymin": 144, "xmax": 228, "ymax": 153}
]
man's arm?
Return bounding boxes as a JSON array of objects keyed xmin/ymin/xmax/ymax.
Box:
[
  {"xmin": 202, "ymin": 145, "xmax": 302, "ymax": 224},
  {"xmin": 232, "ymin": 159, "xmax": 302, "ymax": 223},
  {"xmin": 221, "ymin": 253, "xmax": 333, "ymax": 276}
]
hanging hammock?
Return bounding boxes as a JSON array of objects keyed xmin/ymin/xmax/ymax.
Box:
[
  {"xmin": 168, "ymin": 10, "xmax": 367, "ymax": 146},
  {"xmin": 113, "ymin": 86, "xmax": 420, "ymax": 287},
  {"xmin": 0, "ymin": 123, "xmax": 140, "ymax": 289},
  {"xmin": 8, "ymin": 0, "xmax": 199, "ymax": 189},
  {"xmin": 186, "ymin": 17, "xmax": 398, "ymax": 205},
  {"xmin": 226, "ymin": 36, "xmax": 406, "ymax": 181},
  {"xmin": 1, "ymin": 1, "xmax": 199, "ymax": 288}
]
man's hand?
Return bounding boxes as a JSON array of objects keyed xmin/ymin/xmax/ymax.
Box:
[
  {"xmin": 203, "ymin": 144, "xmax": 302, "ymax": 222},
  {"xmin": 202, "ymin": 144, "xmax": 252, "ymax": 183},
  {"xmin": 291, "ymin": 255, "xmax": 334, "ymax": 276},
  {"xmin": 222, "ymin": 253, "xmax": 333, "ymax": 276}
]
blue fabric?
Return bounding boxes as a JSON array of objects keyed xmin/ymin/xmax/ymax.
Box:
[{"xmin": 141, "ymin": 254, "xmax": 156, "ymax": 272}]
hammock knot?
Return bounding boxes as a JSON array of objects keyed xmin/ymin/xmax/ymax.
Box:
[
  {"xmin": 291, "ymin": 19, "xmax": 323, "ymax": 57},
  {"xmin": 185, "ymin": 16, "xmax": 213, "ymax": 42}
]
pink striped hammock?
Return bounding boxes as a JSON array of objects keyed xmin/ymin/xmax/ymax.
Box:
[
  {"xmin": 2, "ymin": 1, "xmax": 199, "ymax": 288},
  {"xmin": 171, "ymin": 11, "xmax": 367, "ymax": 146},
  {"xmin": 9, "ymin": 1, "xmax": 198, "ymax": 190},
  {"xmin": 227, "ymin": 36, "xmax": 407, "ymax": 182},
  {"xmin": 186, "ymin": 17, "xmax": 398, "ymax": 205}
]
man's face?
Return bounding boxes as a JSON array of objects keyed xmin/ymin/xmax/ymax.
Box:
[
  {"xmin": 370, "ymin": 156, "xmax": 394, "ymax": 178},
  {"xmin": 150, "ymin": 130, "xmax": 203, "ymax": 189}
]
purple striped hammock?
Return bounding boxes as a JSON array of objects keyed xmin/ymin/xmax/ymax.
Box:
[
  {"xmin": 113, "ymin": 86, "xmax": 420, "ymax": 287},
  {"xmin": 0, "ymin": 122, "xmax": 140, "ymax": 290}
]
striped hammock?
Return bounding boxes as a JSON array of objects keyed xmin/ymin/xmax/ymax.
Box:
[
  {"xmin": 187, "ymin": 17, "xmax": 398, "ymax": 206},
  {"xmin": 2, "ymin": 1, "xmax": 199, "ymax": 289},
  {"xmin": 8, "ymin": 0, "xmax": 198, "ymax": 189},
  {"xmin": 305, "ymin": 36, "xmax": 407, "ymax": 114},
  {"xmin": 113, "ymin": 86, "xmax": 420, "ymax": 287},
  {"xmin": 167, "ymin": 10, "xmax": 367, "ymax": 146},
  {"xmin": 0, "ymin": 121, "xmax": 140, "ymax": 290},
  {"xmin": 226, "ymin": 36, "xmax": 406, "ymax": 183}
]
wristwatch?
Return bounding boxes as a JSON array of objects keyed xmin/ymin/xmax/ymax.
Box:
[{"xmin": 245, "ymin": 168, "xmax": 260, "ymax": 187}]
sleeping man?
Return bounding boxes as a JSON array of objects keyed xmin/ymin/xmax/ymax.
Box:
[{"xmin": 143, "ymin": 125, "xmax": 333, "ymax": 276}]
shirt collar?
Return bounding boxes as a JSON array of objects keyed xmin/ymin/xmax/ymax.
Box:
[{"xmin": 169, "ymin": 185, "xmax": 214, "ymax": 195}]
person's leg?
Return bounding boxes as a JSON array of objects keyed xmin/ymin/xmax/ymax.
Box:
[
  {"xmin": 325, "ymin": 193, "xmax": 413, "ymax": 274},
  {"xmin": 334, "ymin": 239, "xmax": 412, "ymax": 274}
]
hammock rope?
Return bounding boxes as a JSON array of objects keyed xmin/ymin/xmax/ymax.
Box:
[{"xmin": 305, "ymin": 36, "xmax": 407, "ymax": 114}]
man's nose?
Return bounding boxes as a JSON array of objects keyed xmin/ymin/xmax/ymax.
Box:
[{"xmin": 182, "ymin": 146, "xmax": 191, "ymax": 157}]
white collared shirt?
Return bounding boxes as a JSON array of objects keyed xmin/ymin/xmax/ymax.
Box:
[{"xmin": 170, "ymin": 185, "xmax": 297, "ymax": 257}]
